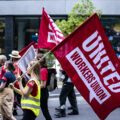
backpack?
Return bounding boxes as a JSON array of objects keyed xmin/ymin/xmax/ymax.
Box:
[{"xmin": 47, "ymin": 68, "xmax": 57, "ymax": 92}]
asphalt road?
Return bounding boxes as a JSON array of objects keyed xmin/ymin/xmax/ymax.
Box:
[{"xmin": 15, "ymin": 95, "xmax": 120, "ymax": 120}]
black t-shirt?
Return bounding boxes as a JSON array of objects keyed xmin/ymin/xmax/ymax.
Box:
[{"xmin": 1, "ymin": 71, "xmax": 16, "ymax": 87}]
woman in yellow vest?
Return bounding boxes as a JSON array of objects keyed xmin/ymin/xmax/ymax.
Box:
[{"xmin": 10, "ymin": 60, "xmax": 41, "ymax": 120}]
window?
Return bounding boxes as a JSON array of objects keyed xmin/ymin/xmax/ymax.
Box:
[
  {"xmin": 15, "ymin": 16, "xmax": 40, "ymax": 50},
  {"xmin": 101, "ymin": 16, "xmax": 120, "ymax": 56},
  {"xmin": 0, "ymin": 17, "xmax": 5, "ymax": 54}
]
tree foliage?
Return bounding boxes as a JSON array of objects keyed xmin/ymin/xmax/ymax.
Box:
[
  {"xmin": 44, "ymin": 0, "xmax": 102, "ymax": 67},
  {"xmin": 55, "ymin": 0, "xmax": 102, "ymax": 37}
]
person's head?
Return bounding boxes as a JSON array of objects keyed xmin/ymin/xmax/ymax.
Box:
[
  {"xmin": 0, "ymin": 55, "xmax": 7, "ymax": 66},
  {"xmin": 36, "ymin": 53, "xmax": 47, "ymax": 68},
  {"xmin": 9, "ymin": 50, "xmax": 21, "ymax": 62},
  {"xmin": 27, "ymin": 60, "xmax": 40, "ymax": 82},
  {"xmin": 4, "ymin": 60, "xmax": 15, "ymax": 72}
]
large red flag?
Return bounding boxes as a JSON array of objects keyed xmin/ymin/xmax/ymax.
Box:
[
  {"xmin": 37, "ymin": 8, "xmax": 64, "ymax": 50},
  {"xmin": 52, "ymin": 13, "xmax": 120, "ymax": 119}
]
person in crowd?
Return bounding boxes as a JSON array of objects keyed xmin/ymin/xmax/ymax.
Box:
[
  {"xmin": 9, "ymin": 50, "xmax": 21, "ymax": 78},
  {"xmin": 9, "ymin": 50, "xmax": 22, "ymax": 115},
  {"xmin": 36, "ymin": 53, "xmax": 52, "ymax": 120},
  {"xmin": 55, "ymin": 70, "xmax": 79, "ymax": 118},
  {"xmin": 0, "ymin": 55, "xmax": 7, "ymax": 80},
  {"xmin": 10, "ymin": 60, "xmax": 41, "ymax": 120},
  {"xmin": 0, "ymin": 61, "xmax": 16, "ymax": 120}
]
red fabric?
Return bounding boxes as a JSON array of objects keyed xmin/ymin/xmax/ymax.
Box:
[
  {"xmin": 37, "ymin": 8, "xmax": 64, "ymax": 50},
  {"xmin": 52, "ymin": 13, "xmax": 120, "ymax": 120},
  {"xmin": 19, "ymin": 41, "xmax": 37, "ymax": 57},
  {"xmin": 14, "ymin": 61, "xmax": 21, "ymax": 77},
  {"xmin": 13, "ymin": 61, "xmax": 21, "ymax": 88},
  {"xmin": 2, "ymin": 76, "xmax": 7, "ymax": 82},
  {"xmin": 0, "ymin": 66, "xmax": 6, "ymax": 80},
  {"xmin": 14, "ymin": 81, "xmax": 19, "ymax": 89},
  {"xmin": 41, "ymin": 68, "xmax": 48, "ymax": 81},
  {"xmin": 27, "ymin": 80, "xmax": 38, "ymax": 97}
]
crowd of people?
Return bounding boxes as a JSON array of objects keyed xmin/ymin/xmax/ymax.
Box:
[{"xmin": 0, "ymin": 50, "xmax": 79, "ymax": 120}]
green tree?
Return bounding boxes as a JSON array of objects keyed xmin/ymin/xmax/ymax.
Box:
[
  {"xmin": 55, "ymin": 0, "xmax": 102, "ymax": 37},
  {"xmin": 44, "ymin": 0, "xmax": 102, "ymax": 67}
]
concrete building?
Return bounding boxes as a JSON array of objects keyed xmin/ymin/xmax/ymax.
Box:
[{"xmin": 0, "ymin": 0, "xmax": 120, "ymax": 56}]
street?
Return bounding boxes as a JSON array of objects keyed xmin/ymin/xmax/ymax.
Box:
[{"xmin": 15, "ymin": 94, "xmax": 120, "ymax": 120}]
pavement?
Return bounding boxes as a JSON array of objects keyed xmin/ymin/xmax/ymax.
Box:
[
  {"xmin": 12, "ymin": 82, "xmax": 120, "ymax": 120},
  {"xmin": 14, "ymin": 96, "xmax": 120, "ymax": 120}
]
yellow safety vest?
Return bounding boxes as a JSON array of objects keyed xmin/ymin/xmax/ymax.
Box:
[{"xmin": 21, "ymin": 78, "xmax": 40, "ymax": 117}]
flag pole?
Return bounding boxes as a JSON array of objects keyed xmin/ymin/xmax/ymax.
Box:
[{"xmin": 14, "ymin": 50, "xmax": 51, "ymax": 83}]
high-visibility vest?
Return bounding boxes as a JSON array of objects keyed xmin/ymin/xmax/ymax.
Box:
[{"xmin": 21, "ymin": 78, "xmax": 40, "ymax": 117}]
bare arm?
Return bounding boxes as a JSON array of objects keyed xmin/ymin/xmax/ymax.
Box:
[
  {"xmin": 9, "ymin": 83, "xmax": 22, "ymax": 95},
  {"xmin": 18, "ymin": 80, "xmax": 33, "ymax": 97}
]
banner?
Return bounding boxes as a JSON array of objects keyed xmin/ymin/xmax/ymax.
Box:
[
  {"xmin": 52, "ymin": 13, "xmax": 120, "ymax": 119},
  {"xmin": 19, "ymin": 41, "xmax": 36, "ymax": 57},
  {"xmin": 17, "ymin": 45, "xmax": 36, "ymax": 77},
  {"xmin": 37, "ymin": 8, "xmax": 64, "ymax": 50}
]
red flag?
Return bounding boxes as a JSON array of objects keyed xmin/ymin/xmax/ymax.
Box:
[
  {"xmin": 52, "ymin": 13, "xmax": 120, "ymax": 119},
  {"xmin": 37, "ymin": 8, "xmax": 64, "ymax": 50},
  {"xmin": 19, "ymin": 41, "xmax": 37, "ymax": 56}
]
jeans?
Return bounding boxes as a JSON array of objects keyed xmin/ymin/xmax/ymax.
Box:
[{"xmin": 59, "ymin": 82, "xmax": 78, "ymax": 113}]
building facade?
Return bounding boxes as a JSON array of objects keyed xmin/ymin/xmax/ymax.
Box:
[{"xmin": 0, "ymin": 0, "xmax": 120, "ymax": 56}]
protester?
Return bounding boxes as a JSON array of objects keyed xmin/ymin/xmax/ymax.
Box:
[
  {"xmin": 9, "ymin": 50, "xmax": 26, "ymax": 87},
  {"xmin": 9, "ymin": 50, "xmax": 21, "ymax": 77},
  {"xmin": 10, "ymin": 59, "xmax": 41, "ymax": 120},
  {"xmin": 0, "ymin": 61, "xmax": 16, "ymax": 120},
  {"xmin": 55, "ymin": 70, "xmax": 79, "ymax": 118},
  {"xmin": 36, "ymin": 53, "xmax": 52, "ymax": 120},
  {"xmin": 9, "ymin": 50, "xmax": 22, "ymax": 115},
  {"xmin": 0, "ymin": 55, "xmax": 7, "ymax": 80}
]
